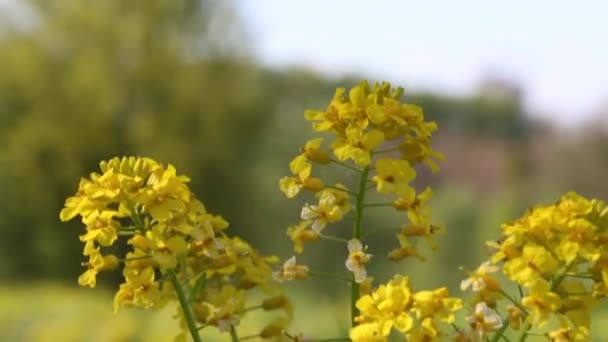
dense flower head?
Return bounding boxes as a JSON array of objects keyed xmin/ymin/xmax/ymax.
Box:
[
  {"xmin": 61, "ymin": 157, "xmax": 290, "ymax": 337},
  {"xmin": 280, "ymin": 81, "xmax": 443, "ymax": 267},
  {"xmin": 454, "ymin": 192, "xmax": 608, "ymax": 340},
  {"xmin": 351, "ymin": 275, "xmax": 463, "ymax": 341}
]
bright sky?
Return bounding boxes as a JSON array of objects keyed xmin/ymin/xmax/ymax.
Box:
[{"xmin": 237, "ymin": 0, "xmax": 608, "ymax": 126}]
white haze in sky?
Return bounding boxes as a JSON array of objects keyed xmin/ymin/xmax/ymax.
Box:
[{"xmin": 237, "ymin": 0, "xmax": 608, "ymax": 127}]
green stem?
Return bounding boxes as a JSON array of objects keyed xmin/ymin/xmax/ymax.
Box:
[
  {"xmin": 325, "ymin": 185, "xmax": 358, "ymax": 196},
  {"xmin": 129, "ymin": 204, "xmax": 146, "ymax": 231},
  {"xmin": 330, "ymin": 159, "xmax": 362, "ymax": 172},
  {"xmin": 371, "ymin": 147, "xmax": 400, "ymax": 155},
  {"xmin": 497, "ymin": 288, "xmax": 528, "ymax": 314},
  {"xmin": 351, "ymin": 165, "xmax": 370, "ymax": 326},
  {"xmin": 168, "ymin": 271, "xmax": 202, "ymax": 342},
  {"xmin": 309, "ymin": 271, "xmax": 352, "ymax": 282},
  {"xmin": 230, "ymin": 325, "xmax": 239, "ymax": 342},
  {"xmin": 516, "ymin": 322, "xmax": 532, "ymax": 342},
  {"xmin": 489, "ymin": 317, "xmax": 510, "ymax": 342},
  {"xmin": 362, "ymin": 203, "xmax": 393, "ymax": 208},
  {"xmin": 319, "ymin": 234, "xmax": 350, "ymax": 243},
  {"xmin": 239, "ymin": 304, "xmax": 264, "ymax": 314}
]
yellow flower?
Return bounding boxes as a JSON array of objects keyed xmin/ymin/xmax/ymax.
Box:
[
  {"xmin": 260, "ymin": 317, "xmax": 290, "ymax": 339},
  {"xmin": 354, "ymin": 275, "xmax": 413, "ymax": 336},
  {"xmin": 548, "ymin": 325, "xmax": 590, "ymax": 342},
  {"xmin": 279, "ymin": 155, "xmax": 324, "ymax": 198},
  {"xmin": 460, "ymin": 261, "xmax": 500, "ymax": 292},
  {"xmin": 78, "ymin": 246, "xmax": 120, "ymax": 288},
  {"xmin": 300, "ymin": 138, "xmax": 331, "ymax": 164},
  {"xmin": 316, "ymin": 183, "xmax": 352, "ymax": 214},
  {"xmin": 135, "ymin": 164, "xmax": 192, "ymax": 221},
  {"xmin": 113, "ymin": 266, "xmax": 160, "ymax": 313},
  {"xmin": 398, "ymin": 123, "xmax": 443, "ymax": 172},
  {"xmin": 345, "ymin": 239, "xmax": 372, "ymax": 283},
  {"xmin": 350, "ymin": 322, "xmax": 386, "ymax": 342},
  {"xmin": 521, "ymin": 279, "xmax": 561, "ymax": 327},
  {"xmin": 388, "ymin": 233, "xmax": 425, "ymax": 261},
  {"xmin": 332, "ymin": 126, "xmax": 384, "ymax": 166},
  {"xmin": 79, "ymin": 209, "xmax": 120, "ymax": 246},
  {"xmin": 305, "ymin": 87, "xmax": 347, "ymax": 132},
  {"xmin": 466, "ymin": 302, "xmax": 502, "ymax": 340},
  {"xmin": 372, "ymin": 158, "xmax": 415, "ymax": 198},
  {"xmin": 504, "ymin": 244, "xmax": 558, "ymax": 286},
  {"xmin": 506, "ymin": 305, "xmax": 524, "ymax": 330},
  {"xmin": 393, "ymin": 187, "xmax": 433, "ymax": 224},
  {"xmin": 412, "ymin": 287, "xmax": 463, "ymax": 324},
  {"xmin": 273, "ymin": 256, "xmax": 309, "ymax": 282},
  {"xmin": 300, "ymin": 194, "xmax": 343, "ymax": 233},
  {"xmin": 195, "ymin": 285, "xmax": 245, "ymax": 331},
  {"xmin": 286, "ymin": 220, "xmax": 319, "ymax": 254}
]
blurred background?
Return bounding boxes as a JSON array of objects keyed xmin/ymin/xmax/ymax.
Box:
[{"xmin": 1, "ymin": 0, "xmax": 608, "ymax": 340}]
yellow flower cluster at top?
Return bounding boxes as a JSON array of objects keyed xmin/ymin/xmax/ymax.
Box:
[
  {"xmin": 60, "ymin": 157, "xmax": 291, "ymax": 340},
  {"xmin": 277, "ymin": 81, "xmax": 455, "ymax": 341},
  {"xmin": 278, "ymin": 81, "xmax": 444, "ymax": 283}
]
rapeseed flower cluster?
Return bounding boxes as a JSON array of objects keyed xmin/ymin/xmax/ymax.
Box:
[
  {"xmin": 458, "ymin": 192, "xmax": 608, "ymax": 341},
  {"xmin": 61, "ymin": 157, "xmax": 291, "ymax": 340},
  {"xmin": 279, "ymin": 81, "xmax": 443, "ymax": 284},
  {"xmin": 60, "ymin": 81, "xmax": 608, "ymax": 342},
  {"xmin": 350, "ymin": 275, "xmax": 463, "ymax": 341},
  {"xmin": 278, "ymin": 81, "xmax": 453, "ymax": 341}
]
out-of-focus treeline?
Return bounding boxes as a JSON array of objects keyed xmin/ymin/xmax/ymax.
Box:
[{"xmin": 1, "ymin": 0, "xmax": 607, "ymax": 292}]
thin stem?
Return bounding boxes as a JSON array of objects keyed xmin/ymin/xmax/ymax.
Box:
[
  {"xmin": 498, "ymin": 288, "xmax": 528, "ymax": 314},
  {"xmin": 372, "ymin": 147, "xmax": 400, "ymax": 155},
  {"xmin": 309, "ymin": 271, "xmax": 353, "ymax": 282},
  {"xmin": 330, "ymin": 159, "xmax": 362, "ymax": 172},
  {"xmin": 319, "ymin": 234, "xmax": 350, "ymax": 243},
  {"xmin": 325, "ymin": 185, "xmax": 358, "ymax": 196},
  {"xmin": 168, "ymin": 271, "xmax": 202, "ymax": 342},
  {"xmin": 284, "ymin": 332, "xmax": 350, "ymax": 342},
  {"xmin": 129, "ymin": 204, "xmax": 146, "ymax": 231},
  {"xmin": 121, "ymin": 254, "xmax": 153, "ymax": 263},
  {"xmin": 362, "ymin": 203, "xmax": 393, "ymax": 208},
  {"xmin": 239, "ymin": 334, "xmax": 259, "ymax": 341},
  {"xmin": 230, "ymin": 325, "xmax": 239, "ymax": 342},
  {"xmin": 351, "ymin": 165, "xmax": 370, "ymax": 326},
  {"xmin": 489, "ymin": 316, "xmax": 510, "ymax": 342},
  {"xmin": 238, "ymin": 304, "xmax": 264, "ymax": 314}
]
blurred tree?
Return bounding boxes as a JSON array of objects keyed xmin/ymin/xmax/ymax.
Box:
[{"xmin": 0, "ymin": 0, "xmax": 277, "ymax": 281}]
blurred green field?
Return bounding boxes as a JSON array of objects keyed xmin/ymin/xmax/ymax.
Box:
[
  {"xmin": 0, "ymin": 283, "xmax": 354, "ymax": 342},
  {"xmin": 3, "ymin": 281, "xmax": 608, "ymax": 341}
]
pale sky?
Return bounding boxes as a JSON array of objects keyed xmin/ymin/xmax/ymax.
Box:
[{"xmin": 237, "ymin": 0, "xmax": 608, "ymax": 126}]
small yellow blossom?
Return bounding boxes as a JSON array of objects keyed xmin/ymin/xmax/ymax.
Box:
[
  {"xmin": 300, "ymin": 194, "xmax": 343, "ymax": 233},
  {"xmin": 300, "ymin": 138, "xmax": 331, "ymax": 164},
  {"xmin": 460, "ymin": 261, "xmax": 500, "ymax": 292},
  {"xmin": 354, "ymin": 275, "xmax": 414, "ymax": 336},
  {"xmin": 332, "ymin": 126, "xmax": 384, "ymax": 166},
  {"xmin": 286, "ymin": 220, "xmax": 319, "ymax": 254},
  {"xmin": 273, "ymin": 256, "xmax": 309, "ymax": 282},
  {"xmin": 521, "ymin": 279, "xmax": 561, "ymax": 327},
  {"xmin": 350, "ymin": 322, "xmax": 386, "ymax": 342},
  {"xmin": 345, "ymin": 239, "xmax": 372, "ymax": 283},
  {"xmin": 372, "ymin": 158, "xmax": 416, "ymax": 198},
  {"xmin": 466, "ymin": 302, "xmax": 502, "ymax": 340}
]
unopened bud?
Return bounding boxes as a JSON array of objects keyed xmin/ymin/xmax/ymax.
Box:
[
  {"xmin": 263, "ymin": 295, "xmax": 289, "ymax": 311},
  {"xmin": 100, "ymin": 254, "xmax": 120, "ymax": 271},
  {"xmin": 303, "ymin": 178, "xmax": 324, "ymax": 192}
]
